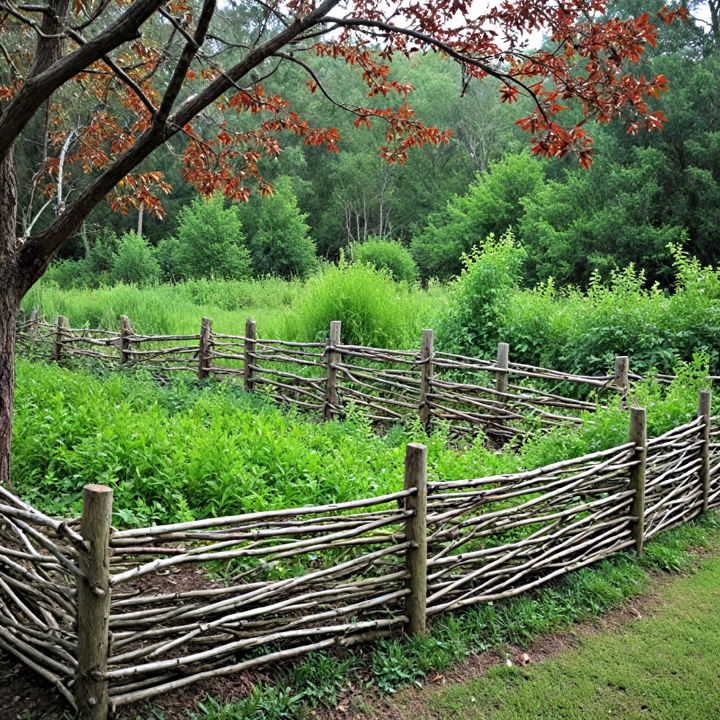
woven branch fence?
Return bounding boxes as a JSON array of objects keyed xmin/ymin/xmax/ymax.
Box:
[
  {"xmin": 1, "ymin": 387, "xmax": 718, "ymax": 719},
  {"xmin": 17, "ymin": 312, "xmax": 645, "ymax": 440}
]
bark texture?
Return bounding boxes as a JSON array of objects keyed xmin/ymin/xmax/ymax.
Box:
[{"xmin": 0, "ymin": 149, "xmax": 19, "ymax": 490}]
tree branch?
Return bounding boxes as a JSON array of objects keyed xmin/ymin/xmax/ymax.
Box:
[
  {"xmin": 18, "ymin": 0, "xmax": 342, "ymax": 292},
  {"xmin": 0, "ymin": 0, "xmax": 165, "ymax": 162}
]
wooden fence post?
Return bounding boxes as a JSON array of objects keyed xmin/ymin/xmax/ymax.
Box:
[
  {"xmin": 243, "ymin": 318, "xmax": 256, "ymax": 392},
  {"xmin": 53, "ymin": 315, "xmax": 69, "ymax": 363},
  {"xmin": 419, "ymin": 329, "xmax": 434, "ymax": 431},
  {"xmin": 29, "ymin": 306, "xmax": 40, "ymax": 335},
  {"xmin": 198, "ymin": 317, "xmax": 212, "ymax": 380},
  {"xmin": 76, "ymin": 484, "xmax": 112, "ymax": 720},
  {"xmin": 495, "ymin": 342, "xmax": 509, "ymax": 396},
  {"xmin": 629, "ymin": 406, "xmax": 647, "ymax": 555},
  {"xmin": 119, "ymin": 315, "xmax": 132, "ymax": 366},
  {"xmin": 698, "ymin": 389, "xmax": 712, "ymax": 513},
  {"xmin": 323, "ymin": 321, "xmax": 341, "ymax": 421},
  {"xmin": 404, "ymin": 442, "xmax": 428, "ymax": 635},
  {"xmin": 614, "ymin": 355, "xmax": 629, "ymax": 399}
]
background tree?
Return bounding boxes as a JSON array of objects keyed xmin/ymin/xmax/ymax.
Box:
[
  {"xmin": 157, "ymin": 194, "xmax": 251, "ymax": 280},
  {"xmin": 242, "ymin": 176, "xmax": 317, "ymax": 278},
  {"xmin": 412, "ymin": 152, "xmax": 544, "ymax": 280},
  {"xmin": 0, "ymin": 0, "xmax": 685, "ymax": 489}
]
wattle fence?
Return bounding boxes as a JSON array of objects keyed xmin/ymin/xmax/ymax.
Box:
[
  {"xmin": 17, "ymin": 311, "xmax": 641, "ymax": 441},
  {"xmin": 0, "ymin": 386, "xmax": 718, "ymax": 719}
]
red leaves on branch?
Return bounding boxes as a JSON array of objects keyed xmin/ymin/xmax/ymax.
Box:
[
  {"xmin": 109, "ymin": 172, "xmax": 172, "ymax": 218},
  {"xmin": 8, "ymin": 0, "xmax": 682, "ymax": 218}
]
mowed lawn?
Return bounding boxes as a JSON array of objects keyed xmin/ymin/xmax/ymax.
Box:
[{"xmin": 382, "ymin": 549, "xmax": 720, "ymax": 720}]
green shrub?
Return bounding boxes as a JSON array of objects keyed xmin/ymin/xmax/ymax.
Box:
[
  {"xmin": 283, "ymin": 260, "xmax": 434, "ymax": 348},
  {"xmin": 436, "ymin": 229, "xmax": 525, "ymax": 357},
  {"xmin": 244, "ymin": 176, "xmax": 317, "ymax": 279},
  {"xmin": 352, "ymin": 237, "xmax": 418, "ymax": 282},
  {"xmin": 110, "ymin": 232, "xmax": 161, "ymax": 285},
  {"xmin": 157, "ymin": 194, "xmax": 251, "ymax": 281}
]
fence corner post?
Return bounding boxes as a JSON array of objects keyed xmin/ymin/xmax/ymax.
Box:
[
  {"xmin": 629, "ymin": 406, "xmax": 647, "ymax": 555},
  {"xmin": 495, "ymin": 342, "xmax": 509, "ymax": 396},
  {"xmin": 53, "ymin": 315, "xmax": 69, "ymax": 363},
  {"xmin": 119, "ymin": 315, "xmax": 132, "ymax": 366},
  {"xmin": 404, "ymin": 442, "xmax": 428, "ymax": 636},
  {"xmin": 419, "ymin": 329, "xmax": 434, "ymax": 432},
  {"xmin": 77, "ymin": 484, "xmax": 112, "ymax": 720},
  {"xmin": 243, "ymin": 318, "xmax": 257, "ymax": 392},
  {"xmin": 198, "ymin": 317, "xmax": 213, "ymax": 380},
  {"xmin": 698, "ymin": 389, "xmax": 712, "ymax": 513},
  {"xmin": 323, "ymin": 320, "xmax": 341, "ymax": 421},
  {"xmin": 614, "ymin": 355, "xmax": 629, "ymax": 401}
]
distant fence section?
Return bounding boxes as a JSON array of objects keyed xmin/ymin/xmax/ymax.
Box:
[
  {"xmin": 0, "ymin": 385, "xmax": 717, "ymax": 718},
  {"xmin": 17, "ymin": 311, "xmax": 638, "ymax": 441}
]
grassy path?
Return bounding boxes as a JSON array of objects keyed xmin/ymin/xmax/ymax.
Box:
[{"xmin": 381, "ymin": 549, "xmax": 720, "ymax": 720}]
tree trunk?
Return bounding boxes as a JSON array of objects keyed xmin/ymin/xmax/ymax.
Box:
[
  {"xmin": 0, "ymin": 148, "xmax": 20, "ymax": 491},
  {"xmin": 0, "ymin": 292, "xmax": 18, "ymax": 491}
]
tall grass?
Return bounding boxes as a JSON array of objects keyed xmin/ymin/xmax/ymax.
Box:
[
  {"xmin": 21, "ymin": 270, "xmax": 441, "ymax": 346},
  {"xmin": 22, "ymin": 278, "xmax": 301, "ymax": 337},
  {"xmin": 282, "ymin": 261, "xmax": 443, "ymax": 348}
]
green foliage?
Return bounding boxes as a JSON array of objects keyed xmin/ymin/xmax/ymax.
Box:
[
  {"xmin": 109, "ymin": 232, "xmax": 162, "ymax": 285},
  {"xmin": 288, "ymin": 652, "xmax": 358, "ymax": 707},
  {"xmin": 242, "ymin": 177, "xmax": 317, "ymax": 279},
  {"xmin": 411, "ymin": 152, "xmax": 543, "ymax": 280},
  {"xmin": 436, "ymin": 229, "xmax": 525, "ymax": 356},
  {"xmin": 435, "ymin": 245, "xmax": 720, "ymax": 378},
  {"xmin": 157, "ymin": 194, "xmax": 251, "ymax": 281},
  {"xmin": 11, "ymin": 359, "xmax": 495, "ymax": 525},
  {"xmin": 352, "ymin": 237, "xmax": 418, "ymax": 282},
  {"xmin": 283, "ymin": 260, "xmax": 437, "ymax": 348},
  {"xmin": 519, "ymin": 149, "xmax": 687, "ymax": 286},
  {"xmin": 44, "ymin": 230, "xmax": 119, "ymax": 289},
  {"xmin": 194, "ymin": 685, "xmax": 304, "ymax": 720}
]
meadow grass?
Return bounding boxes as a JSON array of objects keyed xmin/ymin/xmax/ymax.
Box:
[{"xmin": 20, "ymin": 269, "xmax": 443, "ymax": 347}]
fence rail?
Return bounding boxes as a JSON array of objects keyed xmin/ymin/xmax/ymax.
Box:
[
  {"xmin": 1, "ymin": 383, "xmax": 718, "ymax": 718},
  {"xmin": 17, "ymin": 312, "xmax": 637, "ymax": 441}
]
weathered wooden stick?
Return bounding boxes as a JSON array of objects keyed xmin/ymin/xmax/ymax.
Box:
[
  {"xmin": 419, "ymin": 329, "xmax": 434, "ymax": 431},
  {"xmin": 243, "ymin": 318, "xmax": 256, "ymax": 392},
  {"xmin": 404, "ymin": 443, "xmax": 428, "ymax": 636},
  {"xmin": 698, "ymin": 389, "xmax": 712, "ymax": 512},
  {"xmin": 119, "ymin": 316, "xmax": 132, "ymax": 365},
  {"xmin": 76, "ymin": 485, "xmax": 113, "ymax": 720},
  {"xmin": 495, "ymin": 342, "xmax": 509, "ymax": 396},
  {"xmin": 29, "ymin": 306, "xmax": 40, "ymax": 335},
  {"xmin": 324, "ymin": 321, "xmax": 341, "ymax": 421},
  {"xmin": 53, "ymin": 315, "xmax": 69, "ymax": 363},
  {"xmin": 629, "ymin": 407, "xmax": 647, "ymax": 554},
  {"xmin": 197, "ymin": 317, "xmax": 212, "ymax": 380},
  {"xmin": 614, "ymin": 355, "xmax": 629, "ymax": 401}
]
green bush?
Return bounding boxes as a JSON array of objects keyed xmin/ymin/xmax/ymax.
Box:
[
  {"xmin": 352, "ymin": 237, "xmax": 418, "ymax": 282},
  {"xmin": 436, "ymin": 229, "xmax": 525, "ymax": 357},
  {"xmin": 243, "ymin": 176, "xmax": 317, "ymax": 279},
  {"xmin": 283, "ymin": 260, "xmax": 434, "ymax": 348},
  {"xmin": 157, "ymin": 194, "xmax": 251, "ymax": 281},
  {"xmin": 109, "ymin": 232, "xmax": 161, "ymax": 285}
]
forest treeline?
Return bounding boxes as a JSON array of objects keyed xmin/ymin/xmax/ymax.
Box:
[{"xmin": 14, "ymin": 0, "xmax": 720, "ymax": 290}]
